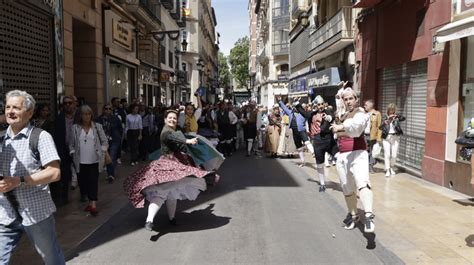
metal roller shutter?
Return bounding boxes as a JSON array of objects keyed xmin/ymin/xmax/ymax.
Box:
[
  {"xmin": 378, "ymin": 59, "xmax": 427, "ymax": 173},
  {"xmin": 0, "ymin": 0, "xmax": 55, "ymax": 108}
]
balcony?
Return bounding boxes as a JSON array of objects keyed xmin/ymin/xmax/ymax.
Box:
[
  {"xmin": 308, "ymin": 7, "xmax": 354, "ymax": 59},
  {"xmin": 272, "ymin": 42, "xmax": 289, "ymax": 55},
  {"xmin": 124, "ymin": 0, "xmax": 161, "ymax": 27}
]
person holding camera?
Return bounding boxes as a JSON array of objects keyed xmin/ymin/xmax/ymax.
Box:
[{"xmin": 380, "ymin": 103, "xmax": 406, "ymax": 177}]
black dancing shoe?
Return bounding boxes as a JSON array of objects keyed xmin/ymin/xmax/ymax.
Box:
[
  {"xmin": 319, "ymin": 185, "xmax": 326, "ymax": 192},
  {"xmin": 169, "ymin": 218, "xmax": 177, "ymax": 226},
  {"xmin": 144, "ymin": 221, "xmax": 154, "ymax": 231}
]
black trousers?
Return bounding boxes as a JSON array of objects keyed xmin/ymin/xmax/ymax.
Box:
[
  {"xmin": 78, "ymin": 163, "xmax": 99, "ymax": 201},
  {"xmin": 50, "ymin": 155, "xmax": 72, "ymax": 205},
  {"xmin": 127, "ymin": 129, "xmax": 140, "ymax": 162}
]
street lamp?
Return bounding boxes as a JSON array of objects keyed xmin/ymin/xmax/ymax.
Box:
[{"xmin": 299, "ymin": 11, "xmax": 309, "ymax": 28}]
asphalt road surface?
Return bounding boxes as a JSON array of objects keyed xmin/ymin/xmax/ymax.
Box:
[{"xmin": 68, "ymin": 152, "xmax": 404, "ymax": 265}]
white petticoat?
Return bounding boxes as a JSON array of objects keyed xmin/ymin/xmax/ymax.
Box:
[{"xmin": 142, "ymin": 177, "xmax": 207, "ymax": 206}]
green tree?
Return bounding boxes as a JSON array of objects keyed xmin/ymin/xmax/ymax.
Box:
[
  {"xmin": 228, "ymin": 36, "xmax": 250, "ymax": 90},
  {"xmin": 218, "ymin": 52, "xmax": 231, "ymax": 89}
]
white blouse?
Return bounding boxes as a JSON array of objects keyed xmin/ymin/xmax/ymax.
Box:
[{"xmin": 79, "ymin": 129, "xmax": 99, "ymax": 164}]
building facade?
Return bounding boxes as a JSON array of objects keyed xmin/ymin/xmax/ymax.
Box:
[
  {"xmin": 289, "ymin": 0, "xmax": 356, "ymax": 106},
  {"xmin": 436, "ymin": 0, "xmax": 474, "ymax": 196},
  {"xmin": 253, "ymin": 0, "xmax": 290, "ymax": 108},
  {"xmin": 353, "ymin": 0, "xmax": 474, "ymax": 195},
  {"xmin": 181, "ymin": 0, "xmax": 219, "ymax": 105}
]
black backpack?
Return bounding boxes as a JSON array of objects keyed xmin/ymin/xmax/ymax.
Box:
[{"xmin": 0, "ymin": 127, "xmax": 43, "ymax": 162}]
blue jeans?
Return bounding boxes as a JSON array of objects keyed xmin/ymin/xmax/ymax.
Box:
[
  {"xmin": 0, "ymin": 215, "xmax": 64, "ymax": 265},
  {"xmin": 106, "ymin": 141, "xmax": 121, "ymax": 177}
]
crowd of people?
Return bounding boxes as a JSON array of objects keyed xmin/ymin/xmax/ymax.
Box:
[{"xmin": 0, "ymin": 85, "xmax": 409, "ymax": 264}]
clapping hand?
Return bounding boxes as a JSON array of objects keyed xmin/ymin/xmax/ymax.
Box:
[{"xmin": 186, "ymin": 138, "xmax": 198, "ymax": 145}]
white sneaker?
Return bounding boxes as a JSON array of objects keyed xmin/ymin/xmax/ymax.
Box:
[
  {"xmin": 385, "ymin": 170, "xmax": 391, "ymax": 178},
  {"xmin": 390, "ymin": 168, "xmax": 396, "ymax": 175},
  {"xmin": 117, "ymin": 158, "xmax": 122, "ymax": 165}
]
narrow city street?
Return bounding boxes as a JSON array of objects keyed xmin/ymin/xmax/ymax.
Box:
[{"xmin": 66, "ymin": 152, "xmax": 403, "ymax": 264}]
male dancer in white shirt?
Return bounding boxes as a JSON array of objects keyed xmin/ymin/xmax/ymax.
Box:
[{"xmin": 330, "ymin": 87, "xmax": 375, "ymax": 233}]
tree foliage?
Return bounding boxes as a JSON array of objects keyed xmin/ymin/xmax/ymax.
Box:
[
  {"xmin": 218, "ymin": 52, "xmax": 231, "ymax": 89},
  {"xmin": 228, "ymin": 36, "xmax": 250, "ymax": 90}
]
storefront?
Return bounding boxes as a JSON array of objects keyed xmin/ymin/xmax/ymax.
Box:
[
  {"xmin": 103, "ymin": 8, "xmax": 139, "ymax": 105},
  {"xmin": 307, "ymin": 67, "xmax": 342, "ymax": 108},
  {"xmin": 138, "ymin": 65, "xmax": 160, "ymax": 107},
  {"xmin": 378, "ymin": 59, "xmax": 428, "ymax": 174},
  {"xmin": 0, "ymin": 0, "xmax": 62, "ymax": 111},
  {"xmin": 438, "ymin": 0, "xmax": 474, "ymax": 195}
]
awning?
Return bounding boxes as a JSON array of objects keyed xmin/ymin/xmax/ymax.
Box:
[
  {"xmin": 436, "ymin": 16, "xmax": 474, "ymax": 43},
  {"xmin": 306, "ymin": 67, "xmax": 342, "ymax": 90}
]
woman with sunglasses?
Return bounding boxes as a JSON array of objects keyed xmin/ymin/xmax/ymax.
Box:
[
  {"xmin": 96, "ymin": 104, "xmax": 123, "ymax": 183},
  {"xmin": 296, "ymin": 95, "xmax": 338, "ymax": 192}
]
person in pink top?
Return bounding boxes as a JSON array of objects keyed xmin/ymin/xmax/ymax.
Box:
[{"xmin": 330, "ymin": 87, "xmax": 375, "ymax": 233}]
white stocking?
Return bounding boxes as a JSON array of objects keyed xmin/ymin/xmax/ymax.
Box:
[
  {"xmin": 146, "ymin": 203, "xmax": 160, "ymax": 223},
  {"xmin": 305, "ymin": 141, "xmax": 314, "ymax": 154},
  {"xmin": 298, "ymin": 151, "xmax": 305, "ymax": 163},
  {"xmin": 316, "ymin": 163, "xmax": 325, "ymax": 185},
  {"xmin": 359, "ymin": 187, "xmax": 373, "ymax": 215},
  {"xmin": 344, "ymin": 193, "xmax": 358, "ymax": 216},
  {"xmin": 247, "ymin": 139, "xmax": 254, "ymax": 154},
  {"xmin": 166, "ymin": 199, "xmax": 177, "ymax": 220}
]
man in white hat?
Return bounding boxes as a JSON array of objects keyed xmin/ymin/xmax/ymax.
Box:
[
  {"xmin": 296, "ymin": 95, "xmax": 338, "ymax": 192},
  {"xmin": 330, "ymin": 87, "xmax": 375, "ymax": 233}
]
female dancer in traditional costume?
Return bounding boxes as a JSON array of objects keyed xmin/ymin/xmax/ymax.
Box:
[{"xmin": 124, "ymin": 110, "xmax": 217, "ymax": 231}]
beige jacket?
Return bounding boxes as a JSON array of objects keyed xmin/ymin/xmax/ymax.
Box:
[{"xmin": 368, "ymin": 110, "xmax": 382, "ymax": 142}]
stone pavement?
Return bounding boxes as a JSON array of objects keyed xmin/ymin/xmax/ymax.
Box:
[
  {"xmin": 299, "ymin": 154, "xmax": 474, "ymax": 265},
  {"xmin": 11, "ymin": 152, "xmax": 474, "ymax": 265}
]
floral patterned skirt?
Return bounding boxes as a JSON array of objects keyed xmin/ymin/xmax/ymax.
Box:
[{"xmin": 124, "ymin": 152, "xmax": 217, "ymax": 208}]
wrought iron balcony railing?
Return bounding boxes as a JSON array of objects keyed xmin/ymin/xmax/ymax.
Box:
[{"xmin": 308, "ymin": 7, "xmax": 354, "ymax": 56}]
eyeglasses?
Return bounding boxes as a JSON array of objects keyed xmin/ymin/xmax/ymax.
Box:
[
  {"xmin": 63, "ymin": 101, "xmax": 73, "ymax": 105},
  {"xmin": 104, "ymin": 107, "xmax": 112, "ymax": 110}
]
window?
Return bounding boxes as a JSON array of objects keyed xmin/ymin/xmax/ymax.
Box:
[
  {"xmin": 273, "ymin": 29, "xmax": 289, "ymax": 53},
  {"xmin": 460, "ymin": 36, "xmax": 474, "ymax": 131}
]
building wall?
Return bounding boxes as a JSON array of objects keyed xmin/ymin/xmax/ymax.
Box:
[
  {"xmin": 356, "ymin": 0, "xmax": 453, "ymax": 189},
  {"xmin": 63, "ymin": 0, "xmax": 104, "ymax": 111}
]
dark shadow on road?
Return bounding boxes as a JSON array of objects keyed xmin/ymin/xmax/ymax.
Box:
[
  {"xmin": 355, "ymin": 209, "xmax": 377, "ymax": 250},
  {"xmin": 307, "ymin": 179, "xmax": 343, "ymax": 192},
  {"xmin": 149, "ymin": 203, "xmax": 230, "ymax": 242},
  {"xmin": 67, "ymin": 150, "xmax": 301, "ymax": 260},
  {"xmin": 465, "ymin": 234, "xmax": 474, "ymax": 247},
  {"xmin": 453, "ymin": 198, "xmax": 474, "ymax": 207}
]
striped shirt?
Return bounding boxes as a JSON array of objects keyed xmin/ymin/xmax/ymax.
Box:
[{"xmin": 0, "ymin": 125, "xmax": 60, "ymax": 226}]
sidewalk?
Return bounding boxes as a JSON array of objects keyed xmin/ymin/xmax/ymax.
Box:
[
  {"xmin": 300, "ymin": 154, "xmax": 474, "ymax": 265},
  {"xmin": 11, "ymin": 156, "xmax": 142, "ymax": 265}
]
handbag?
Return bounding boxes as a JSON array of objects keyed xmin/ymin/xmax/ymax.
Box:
[
  {"xmin": 372, "ymin": 142, "xmax": 382, "ymax": 157},
  {"xmin": 104, "ymin": 151, "xmax": 113, "ymax": 165},
  {"xmin": 95, "ymin": 124, "xmax": 113, "ymax": 165}
]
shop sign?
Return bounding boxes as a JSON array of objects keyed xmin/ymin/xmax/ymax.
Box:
[
  {"xmin": 160, "ymin": 72, "xmax": 170, "ymax": 82},
  {"xmin": 113, "ymin": 19, "xmax": 133, "ymax": 51},
  {"xmin": 461, "ymin": 0, "xmax": 474, "ymax": 13},
  {"xmin": 289, "ymin": 76, "xmax": 307, "ymax": 94},
  {"xmin": 306, "ymin": 67, "xmax": 342, "ymax": 89}
]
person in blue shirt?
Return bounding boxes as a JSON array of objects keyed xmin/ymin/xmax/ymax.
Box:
[{"xmin": 277, "ymin": 96, "xmax": 314, "ymax": 167}]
